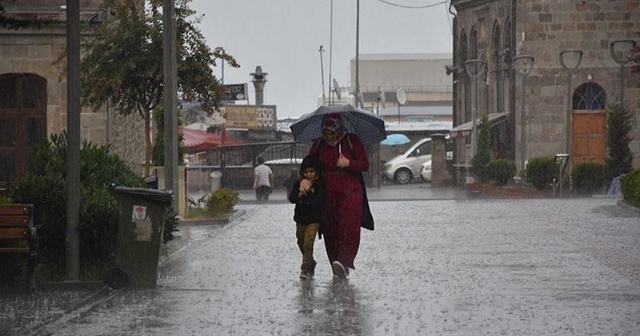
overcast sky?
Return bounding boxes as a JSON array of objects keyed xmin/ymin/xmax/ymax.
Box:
[{"xmin": 190, "ymin": 0, "xmax": 454, "ymax": 119}]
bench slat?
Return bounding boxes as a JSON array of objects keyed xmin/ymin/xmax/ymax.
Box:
[
  {"xmin": 0, "ymin": 206, "xmax": 30, "ymax": 216},
  {"xmin": 0, "ymin": 228, "xmax": 29, "ymax": 240},
  {"xmin": 0, "ymin": 215, "xmax": 30, "ymax": 226},
  {"xmin": 0, "ymin": 247, "xmax": 30, "ymax": 253}
]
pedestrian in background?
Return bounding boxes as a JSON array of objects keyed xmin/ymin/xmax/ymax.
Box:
[
  {"xmin": 300, "ymin": 113, "xmax": 373, "ymax": 279},
  {"xmin": 288, "ymin": 155, "xmax": 324, "ymax": 280},
  {"xmin": 253, "ymin": 157, "xmax": 273, "ymax": 203}
]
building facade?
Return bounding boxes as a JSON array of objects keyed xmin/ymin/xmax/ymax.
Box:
[
  {"xmin": 350, "ymin": 53, "xmax": 454, "ymax": 123},
  {"xmin": 451, "ymin": 0, "xmax": 640, "ymax": 182},
  {"xmin": 0, "ymin": 1, "xmax": 146, "ymax": 187}
]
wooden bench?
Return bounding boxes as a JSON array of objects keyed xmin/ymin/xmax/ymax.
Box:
[{"xmin": 0, "ymin": 204, "xmax": 37, "ymax": 290}]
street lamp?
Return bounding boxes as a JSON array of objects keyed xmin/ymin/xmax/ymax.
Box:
[
  {"xmin": 513, "ymin": 55, "xmax": 534, "ymax": 172},
  {"xmin": 559, "ymin": 49, "xmax": 583, "ymax": 156},
  {"xmin": 464, "ymin": 59, "xmax": 486, "ymax": 156},
  {"xmin": 609, "ymin": 39, "xmax": 637, "ymax": 107}
]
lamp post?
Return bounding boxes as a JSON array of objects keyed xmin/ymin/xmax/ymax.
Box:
[
  {"xmin": 220, "ymin": 47, "xmax": 225, "ymax": 84},
  {"xmin": 609, "ymin": 39, "xmax": 637, "ymax": 108},
  {"xmin": 513, "ymin": 55, "xmax": 534, "ymax": 172},
  {"xmin": 319, "ymin": 45, "xmax": 326, "ymax": 105},
  {"xmin": 464, "ymin": 59, "xmax": 486, "ymax": 157},
  {"xmin": 355, "ymin": 0, "xmax": 360, "ymax": 108},
  {"xmin": 559, "ymin": 49, "xmax": 583, "ymax": 156}
]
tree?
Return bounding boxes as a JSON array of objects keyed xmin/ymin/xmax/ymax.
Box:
[
  {"xmin": 470, "ymin": 115, "xmax": 492, "ymax": 183},
  {"xmin": 605, "ymin": 103, "xmax": 634, "ymax": 181},
  {"xmin": 57, "ymin": 0, "xmax": 238, "ymax": 176}
]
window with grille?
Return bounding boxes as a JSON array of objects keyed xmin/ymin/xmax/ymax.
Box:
[
  {"xmin": 0, "ymin": 74, "xmax": 47, "ymax": 188},
  {"xmin": 572, "ymin": 83, "xmax": 606, "ymax": 110}
]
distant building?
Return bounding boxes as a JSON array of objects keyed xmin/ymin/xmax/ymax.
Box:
[{"xmin": 348, "ymin": 53, "xmax": 454, "ymax": 125}]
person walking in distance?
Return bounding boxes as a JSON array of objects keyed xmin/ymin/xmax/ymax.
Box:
[
  {"xmin": 299, "ymin": 113, "xmax": 373, "ymax": 279},
  {"xmin": 253, "ymin": 157, "xmax": 273, "ymax": 203},
  {"xmin": 288, "ymin": 155, "xmax": 324, "ymax": 280}
]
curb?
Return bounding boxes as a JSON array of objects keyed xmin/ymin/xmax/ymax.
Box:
[{"xmin": 616, "ymin": 199, "xmax": 640, "ymax": 214}]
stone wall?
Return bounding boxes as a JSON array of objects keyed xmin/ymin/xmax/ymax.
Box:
[{"xmin": 452, "ymin": 0, "xmax": 640, "ymax": 169}]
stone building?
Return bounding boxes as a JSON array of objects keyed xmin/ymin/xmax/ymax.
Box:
[
  {"xmin": 450, "ymin": 0, "xmax": 640, "ymax": 183},
  {"xmin": 0, "ymin": 1, "xmax": 145, "ymax": 188}
]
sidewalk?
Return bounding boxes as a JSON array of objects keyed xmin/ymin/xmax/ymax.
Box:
[{"xmin": 3, "ymin": 196, "xmax": 639, "ymax": 335}]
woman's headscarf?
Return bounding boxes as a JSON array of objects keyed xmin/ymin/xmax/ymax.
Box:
[{"xmin": 322, "ymin": 113, "xmax": 345, "ymax": 134}]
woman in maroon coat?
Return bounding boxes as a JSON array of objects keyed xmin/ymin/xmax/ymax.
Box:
[{"xmin": 299, "ymin": 113, "xmax": 369, "ymax": 279}]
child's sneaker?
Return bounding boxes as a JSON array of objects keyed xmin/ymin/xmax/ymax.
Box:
[{"xmin": 299, "ymin": 270, "xmax": 313, "ymax": 280}]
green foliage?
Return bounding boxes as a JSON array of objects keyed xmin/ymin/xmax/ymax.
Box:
[
  {"xmin": 8, "ymin": 132, "xmax": 145, "ymax": 270},
  {"xmin": 524, "ymin": 156, "xmax": 556, "ymax": 190},
  {"xmin": 163, "ymin": 208, "xmax": 180, "ymax": 243},
  {"xmin": 485, "ymin": 159, "xmax": 517, "ymax": 186},
  {"xmin": 151, "ymin": 104, "xmax": 185, "ymax": 166},
  {"xmin": 470, "ymin": 115, "xmax": 492, "ymax": 182},
  {"xmin": 571, "ymin": 162, "xmax": 605, "ymax": 195},
  {"xmin": 205, "ymin": 188, "xmax": 239, "ymax": 217},
  {"xmin": 621, "ymin": 169, "xmax": 640, "ymax": 208},
  {"xmin": 0, "ymin": 195, "xmax": 13, "ymax": 204},
  {"xmin": 605, "ymin": 103, "xmax": 633, "ymax": 181}
]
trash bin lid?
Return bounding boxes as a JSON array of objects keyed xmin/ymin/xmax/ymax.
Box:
[
  {"xmin": 210, "ymin": 171, "xmax": 223, "ymax": 178},
  {"xmin": 111, "ymin": 186, "xmax": 174, "ymax": 203}
]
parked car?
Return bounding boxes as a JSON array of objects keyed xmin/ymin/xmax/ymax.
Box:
[
  {"xmin": 382, "ymin": 137, "xmax": 452, "ymax": 184},
  {"xmin": 420, "ymin": 160, "xmax": 432, "ymax": 182}
]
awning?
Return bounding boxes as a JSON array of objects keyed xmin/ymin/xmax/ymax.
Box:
[
  {"xmin": 450, "ymin": 112, "xmax": 510, "ymax": 138},
  {"xmin": 179, "ymin": 127, "xmax": 244, "ymax": 153}
]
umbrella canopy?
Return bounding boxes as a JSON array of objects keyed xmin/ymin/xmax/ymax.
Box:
[
  {"xmin": 380, "ymin": 133, "xmax": 411, "ymax": 146},
  {"xmin": 290, "ymin": 104, "xmax": 387, "ymax": 147}
]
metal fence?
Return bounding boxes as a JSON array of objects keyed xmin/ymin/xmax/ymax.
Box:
[{"xmin": 186, "ymin": 141, "xmax": 311, "ymax": 193}]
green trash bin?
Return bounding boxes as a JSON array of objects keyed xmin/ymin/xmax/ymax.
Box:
[{"xmin": 106, "ymin": 186, "xmax": 173, "ymax": 289}]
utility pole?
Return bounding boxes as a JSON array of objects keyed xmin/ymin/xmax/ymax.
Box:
[
  {"xmin": 163, "ymin": 0, "xmax": 178, "ymax": 208},
  {"xmin": 65, "ymin": 0, "xmax": 80, "ymax": 282},
  {"xmin": 319, "ymin": 45, "xmax": 326, "ymax": 105}
]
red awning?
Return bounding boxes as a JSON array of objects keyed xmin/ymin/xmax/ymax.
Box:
[{"xmin": 179, "ymin": 127, "xmax": 244, "ymax": 152}]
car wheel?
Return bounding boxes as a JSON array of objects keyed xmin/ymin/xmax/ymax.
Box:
[{"xmin": 394, "ymin": 168, "xmax": 412, "ymax": 184}]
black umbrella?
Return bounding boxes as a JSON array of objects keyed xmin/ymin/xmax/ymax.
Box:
[{"xmin": 290, "ymin": 104, "xmax": 387, "ymax": 147}]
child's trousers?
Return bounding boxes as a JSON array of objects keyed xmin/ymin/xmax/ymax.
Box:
[{"xmin": 296, "ymin": 223, "xmax": 320, "ymax": 272}]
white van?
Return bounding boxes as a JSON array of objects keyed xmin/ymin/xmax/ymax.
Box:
[{"xmin": 382, "ymin": 137, "xmax": 452, "ymax": 184}]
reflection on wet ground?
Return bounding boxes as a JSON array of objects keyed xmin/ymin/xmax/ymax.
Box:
[{"xmin": 1, "ymin": 197, "xmax": 639, "ymax": 335}]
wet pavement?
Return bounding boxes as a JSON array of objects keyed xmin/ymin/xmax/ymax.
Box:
[{"xmin": 2, "ymin": 185, "xmax": 640, "ymax": 335}]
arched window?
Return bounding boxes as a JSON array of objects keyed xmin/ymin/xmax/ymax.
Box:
[
  {"xmin": 0, "ymin": 74, "xmax": 47, "ymax": 188},
  {"xmin": 493, "ymin": 21, "xmax": 504, "ymax": 112},
  {"xmin": 459, "ymin": 30, "xmax": 471, "ymax": 123},
  {"xmin": 573, "ymin": 83, "xmax": 606, "ymax": 110}
]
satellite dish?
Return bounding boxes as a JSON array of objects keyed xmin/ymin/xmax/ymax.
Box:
[
  {"xmin": 357, "ymin": 90, "xmax": 365, "ymax": 108},
  {"xmin": 378, "ymin": 87, "xmax": 386, "ymax": 108},
  {"xmin": 332, "ymin": 78, "xmax": 342, "ymax": 101},
  {"xmin": 396, "ymin": 88, "xmax": 407, "ymax": 105}
]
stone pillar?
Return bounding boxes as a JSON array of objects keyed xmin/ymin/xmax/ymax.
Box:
[{"xmin": 430, "ymin": 134, "xmax": 450, "ymax": 187}]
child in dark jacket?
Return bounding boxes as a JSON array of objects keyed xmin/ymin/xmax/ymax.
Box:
[{"xmin": 288, "ymin": 155, "xmax": 324, "ymax": 280}]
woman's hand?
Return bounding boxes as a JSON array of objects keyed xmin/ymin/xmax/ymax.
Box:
[
  {"xmin": 336, "ymin": 154, "xmax": 350, "ymax": 168},
  {"xmin": 299, "ymin": 179, "xmax": 312, "ymax": 192}
]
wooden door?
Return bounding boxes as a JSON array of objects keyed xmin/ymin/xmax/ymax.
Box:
[{"xmin": 571, "ymin": 110, "xmax": 606, "ymax": 166}]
